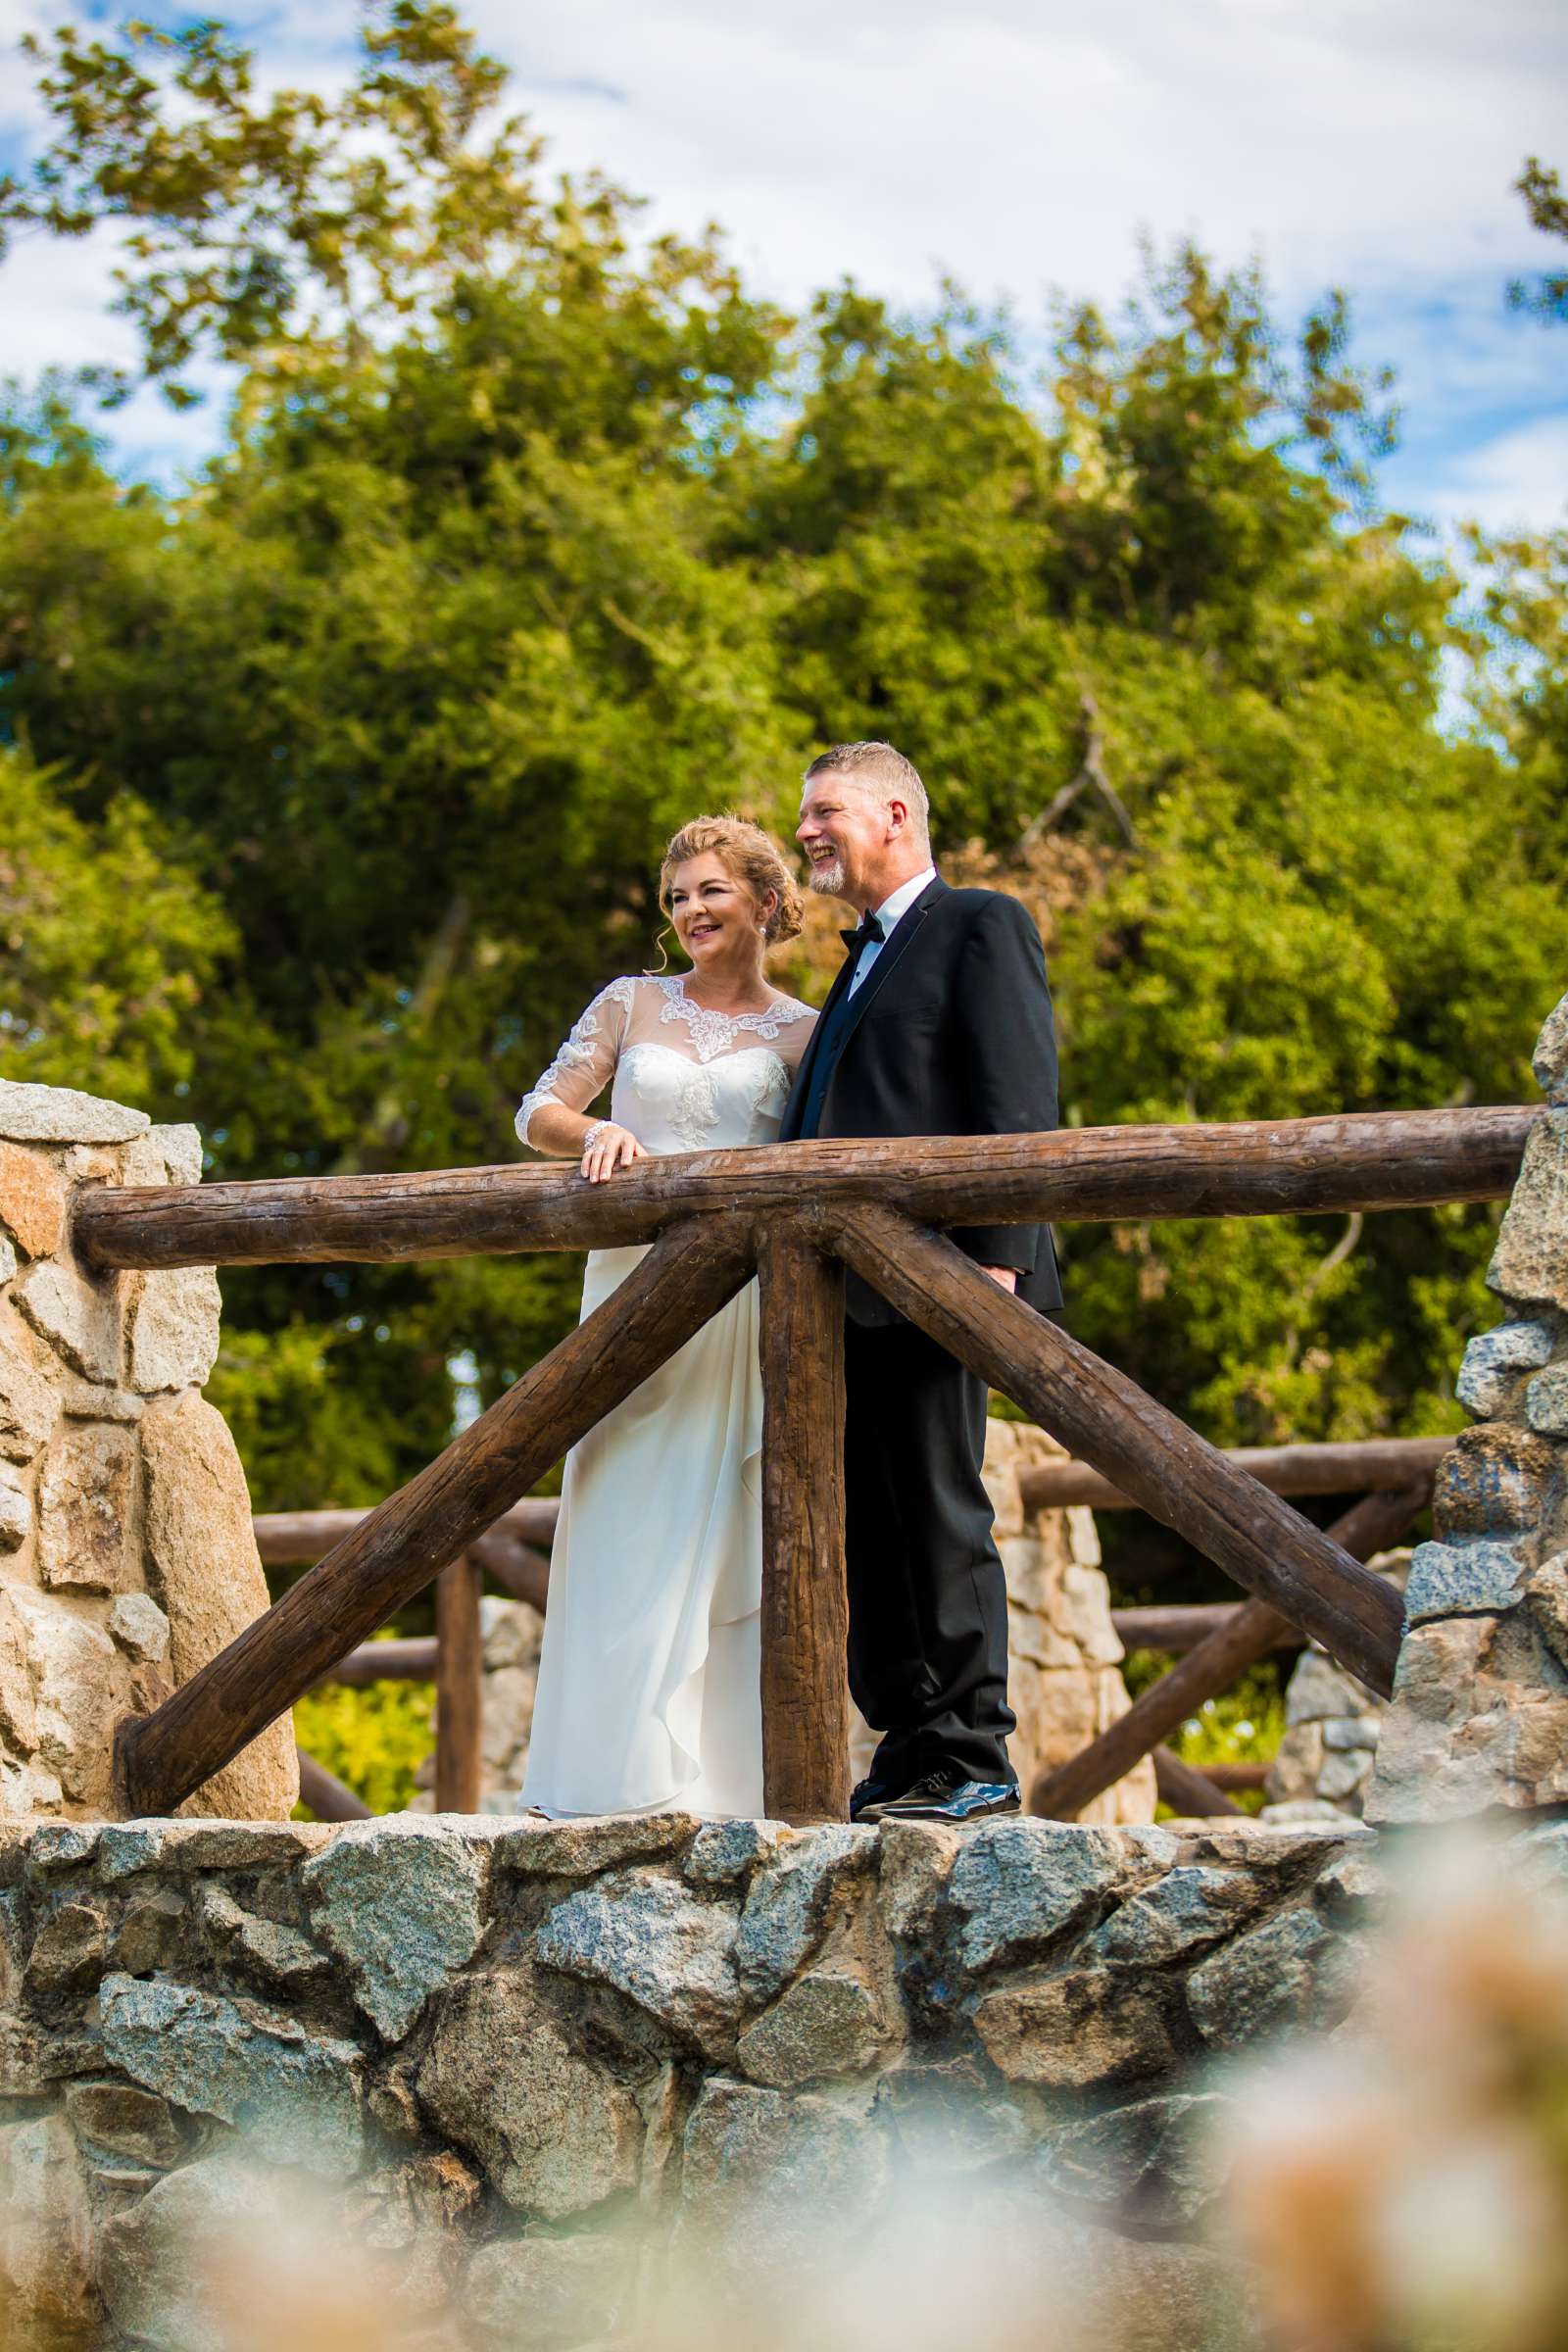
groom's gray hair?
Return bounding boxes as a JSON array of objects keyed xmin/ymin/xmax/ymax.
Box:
[{"xmin": 804, "ymin": 741, "xmax": 930, "ymax": 843}]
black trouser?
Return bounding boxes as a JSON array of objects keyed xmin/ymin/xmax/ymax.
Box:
[{"xmin": 843, "ymin": 1318, "xmax": 1015, "ymax": 1790}]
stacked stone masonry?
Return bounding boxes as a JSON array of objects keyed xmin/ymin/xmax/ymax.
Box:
[
  {"xmin": 0, "ymin": 1080, "xmax": 296, "ymax": 1823},
  {"xmin": 0, "ymin": 1805, "xmax": 1467, "ymax": 2349},
  {"xmin": 1368, "ymin": 989, "xmax": 1568, "ymax": 1823}
]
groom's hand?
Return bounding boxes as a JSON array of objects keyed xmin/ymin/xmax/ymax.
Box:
[{"xmin": 981, "ymin": 1266, "xmax": 1018, "ymax": 1293}]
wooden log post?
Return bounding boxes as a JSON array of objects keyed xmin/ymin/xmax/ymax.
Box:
[
  {"xmin": 434, "ymin": 1551, "xmax": 484, "ymax": 1814},
  {"xmin": 75, "ymin": 1104, "xmax": 1538, "ymax": 1272},
  {"xmin": 296, "ymin": 1746, "xmax": 372, "ymax": 1823},
  {"xmin": 1030, "ymin": 1486, "xmax": 1427, "ymax": 1820},
  {"xmin": 1019, "ymin": 1434, "xmax": 1449, "ymax": 1513},
  {"xmin": 116, "ymin": 1217, "xmax": 755, "ymax": 1818},
  {"xmin": 756, "ymin": 1224, "xmax": 851, "ymax": 1825},
  {"xmin": 828, "ymin": 1204, "xmax": 1405, "ymax": 1696}
]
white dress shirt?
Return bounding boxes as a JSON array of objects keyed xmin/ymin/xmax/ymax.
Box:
[{"xmin": 846, "ymin": 863, "xmax": 938, "ymax": 997}]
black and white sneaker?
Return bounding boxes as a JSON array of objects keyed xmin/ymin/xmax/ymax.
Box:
[{"xmin": 874, "ymin": 1772, "xmax": 1021, "ymax": 1825}]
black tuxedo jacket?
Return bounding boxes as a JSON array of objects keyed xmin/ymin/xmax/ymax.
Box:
[{"xmin": 779, "ymin": 876, "xmax": 1063, "ymax": 1328}]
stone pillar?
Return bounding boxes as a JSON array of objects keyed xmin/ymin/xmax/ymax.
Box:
[
  {"xmin": 982, "ymin": 1419, "xmax": 1156, "ymax": 1824},
  {"xmin": 1367, "ymin": 990, "xmax": 1568, "ymax": 1824},
  {"xmin": 0, "ymin": 1079, "xmax": 297, "ymax": 1821}
]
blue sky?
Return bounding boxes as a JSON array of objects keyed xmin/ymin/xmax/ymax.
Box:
[{"xmin": 2, "ymin": 0, "xmax": 1565, "ymax": 544}]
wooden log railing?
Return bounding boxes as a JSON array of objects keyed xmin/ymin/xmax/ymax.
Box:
[
  {"xmin": 95, "ymin": 1106, "xmax": 1532, "ymax": 1826},
  {"xmin": 1031, "ymin": 1486, "xmax": 1427, "ymax": 1821}
]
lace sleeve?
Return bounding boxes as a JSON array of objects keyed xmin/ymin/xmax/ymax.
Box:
[{"xmin": 515, "ymin": 979, "xmax": 635, "ymax": 1150}]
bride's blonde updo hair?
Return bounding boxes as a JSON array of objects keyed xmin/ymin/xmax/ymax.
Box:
[{"xmin": 658, "ymin": 815, "xmax": 806, "ymax": 947}]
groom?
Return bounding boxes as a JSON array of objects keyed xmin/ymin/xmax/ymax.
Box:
[{"xmin": 781, "ymin": 740, "xmax": 1061, "ymax": 1826}]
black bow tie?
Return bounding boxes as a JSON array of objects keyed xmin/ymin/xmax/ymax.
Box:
[{"xmin": 840, "ymin": 913, "xmax": 885, "ymax": 956}]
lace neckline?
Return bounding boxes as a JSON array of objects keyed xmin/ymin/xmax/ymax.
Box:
[{"xmin": 651, "ymin": 974, "xmax": 811, "ymax": 1062}]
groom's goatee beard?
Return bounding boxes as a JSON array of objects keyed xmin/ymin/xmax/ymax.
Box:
[{"xmin": 807, "ymin": 858, "xmax": 846, "ymax": 896}]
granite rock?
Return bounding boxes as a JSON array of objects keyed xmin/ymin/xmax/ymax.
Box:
[
  {"xmin": 1525, "ymin": 1366, "xmax": 1568, "ymax": 1437},
  {"xmin": 37, "ymin": 1421, "xmax": 137, "ymax": 1592},
  {"xmin": 1433, "ymin": 1425, "xmax": 1561, "ymax": 1539},
  {"xmin": 1187, "ymin": 1905, "xmax": 1357, "ymax": 2048},
  {"xmin": 126, "ymin": 1266, "xmax": 222, "ymax": 1394},
  {"xmin": 684, "ymin": 1817, "xmax": 785, "ymax": 1887},
  {"xmin": 537, "ymin": 1866, "xmax": 742, "ymax": 2050},
  {"xmin": 98, "ymin": 1972, "xmax": 363, "ymax": 2175},
  {"xmin": 1403, "ymin": 1540, "xmax": 1529, "ymax": 1623},
  {"xmin": 108, "ymin": 1591, "xmax": 172, "ymax": 1664},
  {"xmin": 15, "ymin": 1259, "xmax": 122, "ymax": 1383},
  {"xmin": 1039, "ymin": 2091, "xmax": 1229, "ymax": 2228},
  {"xmin": 736, "ymin": 1968, "xmax": 898, "ymax": 2088},
  {"xmin": 677, "ymin": 2079, "xmax": 887, "ymax": 2265},
  {"xmin": 418, "ymin": 1967, "xmax": 641, "ymax": 2217},
  {"xmin": 304, "ymin": 1816, "xmax": 491, "ymax": 2042},
  {"xmin": 0, "ymin": 1142, "xmax": 69, "ymax": 1259},
  {"xmin": 97, "ymin": 2154, "xmax": 291, "ymax": 2352},
  {"xmin": 1457, "ymin": 1319, "xmax": 1555, "ymax": 1419},
  {"xmin": 1084, "ymin": 1866, "xmax": 1261, "ymax": 1968},
  {"xmin": 12, "ymin": 1590, "xmax": 122, "ymax": 1805},
  {"xmin": 463, "ymin": 2231, "xmax": 632, "ymax": 2348},
  {"xmin": 0, "ymin": 1082, "xmax": 147, "ymax": 1145},
  {"xmin": 497, "ymin": 1810, "xmax": 696, "ymax": 1878},
  {"xmin": 975, "ymin": 1968, "xmax": 1179, "ymax": 2090},
  {"xmin": 948, "ymin": 1821, "xmax": 1168, "ymax": 1976},
  {"xmin": 0, "ymin": 1465, "xmax": 28, "ymax": 1551},
  {"xmin": 735, "ymin": 1823, "xmax": 875, "ymax": 2000},
  {"xmin": 1533, "ymin": 992, "xmax": 1568, "ymax": 1103},
  {"xmin": 64, "ymin": 2082, "xmax": 185, "ymax": 2171}
]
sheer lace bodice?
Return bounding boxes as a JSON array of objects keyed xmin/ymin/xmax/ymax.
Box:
[{"xmin": 515, "ymin": 973, "xmax": 815, "ymax": 1156}]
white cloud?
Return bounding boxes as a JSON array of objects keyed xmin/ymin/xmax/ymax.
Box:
[
  {"xmin": 1424, "ymin": 412, "xmax": 1568, "ymax": 534},
  {"xmin": 2, "ymin": 0, "xmax": 1564, "ymax": 523}
]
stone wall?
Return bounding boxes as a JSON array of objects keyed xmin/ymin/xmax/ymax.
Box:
[
  {"xmin": 1369, "ymin": 991, "xmax": 1568, "ymax": 1824},
  {"xmin": 412, "ymin": 1425, "xmax": 1156, "ymax": 1824},
  {"xmin": 0, "ymin": 1081, "xmax": 295, "ymax": 1823},
  {"xmin": 0, "ymin": 1805, "xmax": 1405, "ymax": 2346},
  {"xmin": 1261, "ymin": 1552, "xmax": 1407, "ymax": 1823}
]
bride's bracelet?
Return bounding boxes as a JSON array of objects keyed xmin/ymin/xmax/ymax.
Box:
[{"xmin": 580, "ymin": 1119, "xmax": 613, "ymax": 1155}]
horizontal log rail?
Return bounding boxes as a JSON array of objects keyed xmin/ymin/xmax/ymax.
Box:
[
  {"xmin": 1112, "ymin": 1604, "xmax": 1297, "ymax": 1654},
  {"xmin": 76, "ymin": 1104, "xmax": 1535, "ymax": 1271},
  {"xmin": 255, "ymin": 1431, "xmax": 1445, "ymax": 1580},
  {"xmin": 1020, "ymin": 1434, "xmax": 1448, "ymax": 1513},
  {"xmin": 115, "ymin": 1217, "xmax": 755, "ymax": 1818},
  {"xmin": 296, "ymin": 1746, "xmax": 371, "ymax": 1823},
  {"xmin": 828, "ymin": 1203, "xmax": 1405, "ymax": 1696}
]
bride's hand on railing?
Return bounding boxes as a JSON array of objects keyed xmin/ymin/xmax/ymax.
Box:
[{"xmin": 580, "ymin": 1121, "xmax": 648, "ymax": 1185}]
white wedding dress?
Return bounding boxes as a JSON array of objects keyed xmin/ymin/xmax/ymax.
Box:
[{"xmin": 513, "ymin": 973, "xmax": 816, "ymax": 1818}]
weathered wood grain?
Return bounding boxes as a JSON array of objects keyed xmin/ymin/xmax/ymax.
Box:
[
  {"xmin": 75, "ymin": 1105, "xmax": 1536, "ymax": 1269},
  {"xmin": 117, "ymin": 1217, "xmax": 755, "ymax": 1818},
  {"xmin": 829, "ymin": 1204, "xmax": 1405, "ymax": 1697},
  {"xmin": 434, "ymin": 1552, "xmax": 484, "ymax": 1814},
  {"xmin": 757, "ymin": 1225, "xmax": 851, "ymax": 1825}
]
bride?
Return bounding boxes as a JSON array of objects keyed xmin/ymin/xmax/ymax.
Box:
[{"xmin": 513, "ymin": 816, "xmax": 816, "ymax": 1818}]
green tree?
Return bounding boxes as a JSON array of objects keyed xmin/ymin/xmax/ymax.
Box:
[{"xmin": 0, "ymin": 739, "xmax": 236, "ymax": 1102}]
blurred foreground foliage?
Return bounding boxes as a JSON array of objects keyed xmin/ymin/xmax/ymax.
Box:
[{"xmin": 0, "ymin": 7, "xmax": 1562, "ymax": 1541}]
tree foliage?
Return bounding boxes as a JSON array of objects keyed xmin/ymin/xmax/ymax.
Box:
[{"xmin": 0, "ymin": 7, "xmax": 1559, "ymax": 1569}]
